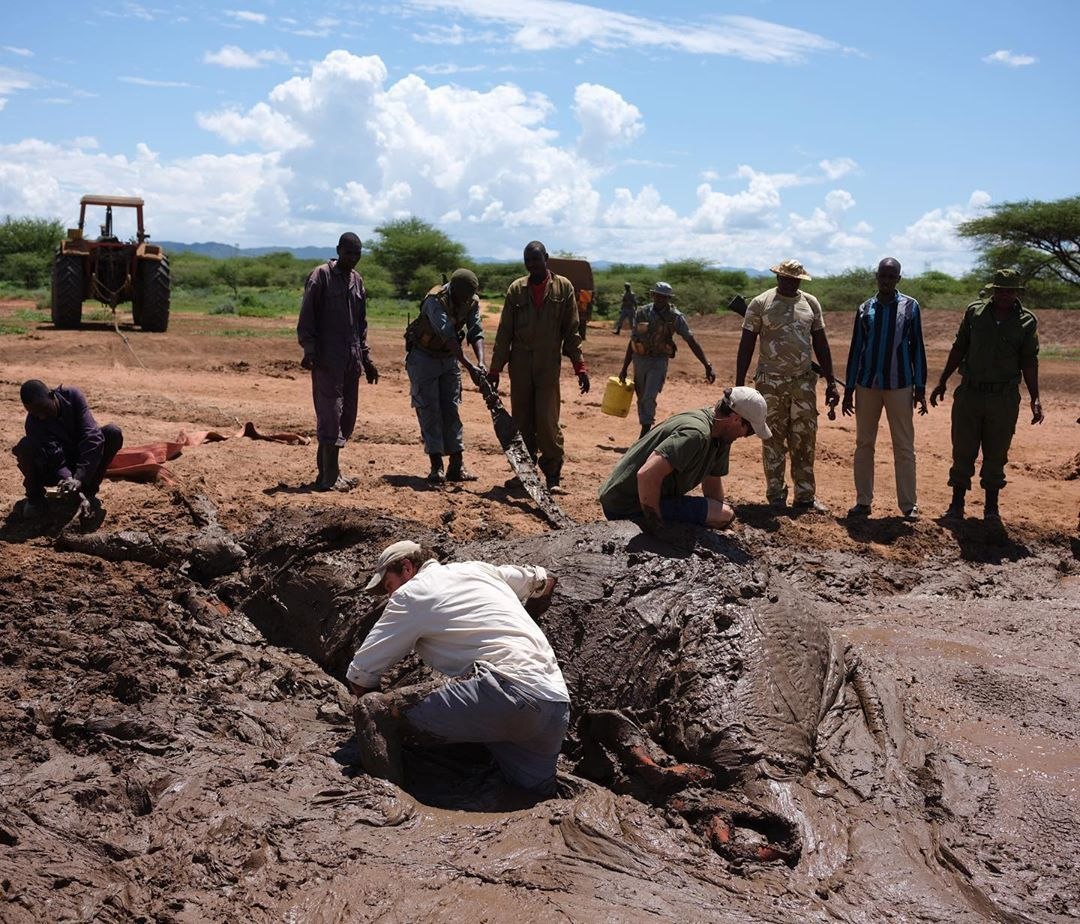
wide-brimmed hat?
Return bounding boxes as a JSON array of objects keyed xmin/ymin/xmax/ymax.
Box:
[
  {"xmin": 770, "ymin": 259, "xmax": 812, "ymax": 281},
  {"xmin": 650, "ymin": 281, "xmax": 676, "ymax": 298},
  {"xmin": 987, "ymin": 268, "xmax": 1025, "ymax": 290},
  {"xmin": 364, "ymin": 540, "xmax": 422, "ymax": 591},
  {"xmin": 728, "ymin": 386, "xmax": 772, "ymax": 440}
]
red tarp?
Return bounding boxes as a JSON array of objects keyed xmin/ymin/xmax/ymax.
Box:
[{"xmin": 105, "ymin": 421, "xmax": 309, "ymax": 483}]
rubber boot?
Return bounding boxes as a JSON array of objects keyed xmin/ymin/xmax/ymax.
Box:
[
  {"xmin": 445, "ymin": 452, "xmax": 477, "ymax": 482},
  {"xmin": 323, "ymin": 444, "xmax": 342, "ymax": 489},
  {"xmin": 943, "ymin": 487, "xmax": 966, "ymax": 520},
  {"xmin": 427, "ymin": 453, "xmax": 445, "ymax": 484},
  {"xmin": 983, "ymin": 488, "xmax": 1001, "ymax": 523},
  {"xmin": 313, "ymin": 442, "xmax": 333, "ymax": 491},
  {"xmin": 546, "ymin": 460, "xmax": 567, "ymax": 495}
]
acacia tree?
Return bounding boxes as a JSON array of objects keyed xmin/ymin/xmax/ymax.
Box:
[
  {"xmin": 368, "ymin": 217, "xmax": 467, "ymax": 296},
  {"xmin": 958, "ymin": 196, "xmax": 1080, "ymax": 287}
]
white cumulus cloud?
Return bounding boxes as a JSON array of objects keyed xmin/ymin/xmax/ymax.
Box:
[
  {"xmin": 819, "ymin": 157, "xmax": 858, "ymax": 180},
  {"xmin": 983, "ymin": 49, "xmax": 1037, "ymax": 67},
  {"xmin": 887, "ymin": 190, "xmax": 992, "ymax": 274},
  {"xmin": 226, "ymin": 9, "xmax": 267, "ymax": 25},
  {"xmin": 825, "ymin": 189, "xmax": 855, "ymax": 212},
  {"xmin": 573, "ymin": 83, "xmax": 643, "ymax": 159}
]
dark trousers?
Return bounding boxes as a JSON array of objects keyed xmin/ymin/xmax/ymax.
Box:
[
  {"xmin": 14, "ymin": 423, "xmax": 123, "ymax": 501},
  {"xmin": 948, "ymin": 382, "xmax": 1020, "ymax": 491},
  {"xmin": 311, "ymin": 362, "xmax": 361, "ymax": 446}
]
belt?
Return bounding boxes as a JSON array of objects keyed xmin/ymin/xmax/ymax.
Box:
[{"xmin": 964, "ymin": 380, "xmax": 1015, "ymax": 393}]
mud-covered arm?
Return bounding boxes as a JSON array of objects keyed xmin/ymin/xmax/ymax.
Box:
[
  {"xmin": 345, "ymin": 599, "xmax": 421, "ymax": 689},
  {"xmin": 493, "ymin": 564, "xmax": 551, "ymax": 602},
  {"xmin": 636, "ymin": 452, "xmax": 674, "ymax": 521}
]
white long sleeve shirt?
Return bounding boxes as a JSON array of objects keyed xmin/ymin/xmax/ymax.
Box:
[{"xmin": 346, "ymin": 560, "xmax": 569, "ymax": 703}]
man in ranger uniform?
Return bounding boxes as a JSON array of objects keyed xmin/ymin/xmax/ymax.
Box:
[
  {"xmin": 297, "ymin": 232, "xmax": 379, "ymax": 491},
  {"xmin": 618, "ymin": 281, "xmax": 716, "ymax": 438},
  {"xmin": 405, "ymin": 268, "xmax": 486, "ymax": 484},
  {"xmin": 487, "ymin": 241, "xmax": 590, "ymax": 493},
  {"xmin": 613, "ymin": 282, "xmax": 637, "ymax": 334},
  {"xmin": 930, "ymin": 269, "xmax": 1043, "ymax": 523},
  {"xmin": 735, "ymin": 259, "xmax": 838, "ymax": 513}
]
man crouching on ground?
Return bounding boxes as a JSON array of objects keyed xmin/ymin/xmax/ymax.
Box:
[
  {"xmin": 598, "ymin": 386, "xmax": 770, "ymax": 533},
  {"xmin": 346, "ymin": 541, "xmax": 570, "ymax": 796}
]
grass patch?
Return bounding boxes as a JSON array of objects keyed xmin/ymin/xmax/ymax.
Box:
[
  {"xmin": 199, "ymin": 327, "xmax": 296, "ymax": 339},
  {"xmin": 14, "ymin": 307, "xmax": 46, "ymax": 321},
  {"xmin": 0, "ymin": 321, "xmax": 29, "ymax": 335},
  {"xmin": 1040, "ymin": 343, "xmax": 1080, "ymax": 361}
]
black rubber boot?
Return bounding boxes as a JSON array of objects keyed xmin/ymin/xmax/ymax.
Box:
[
  {"xmin": 445, "ymin": 452, "xmax": 476, "ymax": 482},
  {"xmin": 943, "ymin": 487, "xmax": 966, "ymax": 520},
  {"xmin": 983, "ymin": 488, "xmax": 1001, "ymax": 523},
  {"xmin": 324, "ymin": 444, "xmax": 342, "ymax": 488},
  {"xmin": 313, "ymin": 442, "xmax": 333, "ymax": 491},
  {"xmin": 427, "ymin": 453, "xmax": 446, "ymax": 484}
]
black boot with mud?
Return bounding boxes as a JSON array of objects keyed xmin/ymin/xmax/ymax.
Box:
[
  {"xmin": 943, "ymin": 486, "xmax": 966, "ymax": 520},
  {"xmin": 445, "ymin": 452, "xmax": 477, "ymax": 483},
  {"xmin": 427, "ymin": 453, "xmax": 445, "ymax": 485}
]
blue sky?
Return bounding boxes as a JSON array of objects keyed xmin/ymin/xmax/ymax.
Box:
[{"xmin": 1, "ymin": 0, "xmax": 1075, "ymax": 273}]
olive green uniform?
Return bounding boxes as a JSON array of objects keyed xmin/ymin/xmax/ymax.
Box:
[
  {"xmin": 743, "ymin": 287, "xmax": 825, "ymax": 504},
  {"xmin": 947, "ymin": 299, "xmax": 1039, "ymax": 491},
  {"xmin": 491, "ymin": 273, "xmax": 584, "ymax": 479},
  {"xmin": 598, "ymin": 406, "xmax": 730, "ymax": 517}
]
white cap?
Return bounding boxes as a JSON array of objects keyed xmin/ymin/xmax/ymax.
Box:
[
  {"xmin": 364, "ymin": 540, "xmax": 422, "ymax": 591},
  {"xmin": 727, "ymin": 386, "xmax": 771, "ymax": 440}
]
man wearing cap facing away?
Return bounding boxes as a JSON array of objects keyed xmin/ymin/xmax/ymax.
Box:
[
  {"xmin": 618, "ymin": 281, "xmax": 716, "ymax": 439},
  {"xmin": 347, "ymin": 541, "xmax": 570, "ymax": 796},
  {"xmin": 736, "ymin": 259, "xmax": 839, "ymax": 513},
  {"xmin": 405, "ymin": 268, "xmax": 486, "ymax": 484},
  {"xmin": 297, "ymin": 232, "xmax": 379, "ymax": 491},
  {"xmin": 598, "ymin": 387, "xmax": 770, "ymax": 533},
  {"xmin": 613, "ymin": 282, "xmax": 637, "ymax": 334},
  {"xmin": 930, "ymin": 269, "xmax": 1042, "ymax": 524}
]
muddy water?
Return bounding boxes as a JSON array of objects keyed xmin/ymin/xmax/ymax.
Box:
[{"xmin": 0, "ymin": 508, "xmax": 1076, "ymax": 921}]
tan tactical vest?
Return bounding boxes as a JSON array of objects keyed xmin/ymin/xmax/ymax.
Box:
[
  {"xmin": 631, "ymin": 306, "xmax": 678, "ymax": 357},
  {"xmin": 406, "ymin": 284, "xmax": 477, "ymax": 357}
]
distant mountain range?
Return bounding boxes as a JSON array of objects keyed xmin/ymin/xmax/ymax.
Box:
[{"xmin": 158, "ymin": 241, "xmax": 770, "ymax": 276}]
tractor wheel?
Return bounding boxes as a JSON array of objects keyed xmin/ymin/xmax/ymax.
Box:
[
  {"xmin": 134, "ymin": 257, "xmax": 170, "ymax": 332},
  {"xmin": 50, "ymin": 253, "xmax": 83, "ymax": 329}
]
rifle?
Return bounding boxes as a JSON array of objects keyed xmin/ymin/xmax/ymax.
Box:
[{"xmin": 727, "ymin": 294, "xmax": 838, "ymax": 419}]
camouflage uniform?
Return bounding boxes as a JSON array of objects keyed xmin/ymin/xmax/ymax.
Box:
[
  {"xmin": 947, "ymin": 298, "xmax": 1039, "ymax": 491},
  {"xmin": 629, "ymin": 304, "xmax": 694, "ymax": 430},
  {"xmin": 404, "ymin": 283, "xmax": 483, "ymax": 456},
  {"xmin": 743, "ymin": 287, "xmax": 825, "ymax": 504},
  {"xmin": 491, "ymin": 273, "xmax": 585, "ymax": 480}
]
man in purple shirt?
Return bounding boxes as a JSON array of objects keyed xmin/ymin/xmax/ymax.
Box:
[
  {"xmin": 297, "ymin": 232, "xmax": 379, "ymax": 491},
  {"xmin": 13, "ymin": 380, "xmax": 123, "ymax": 520}
]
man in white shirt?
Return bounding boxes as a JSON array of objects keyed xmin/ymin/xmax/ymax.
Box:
[{"xmin": 346, "ymin": 540, "xmax": 570, "ymax": 795}]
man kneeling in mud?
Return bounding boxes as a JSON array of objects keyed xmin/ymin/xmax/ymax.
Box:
[
  {"xmin": 598, "ymin": 386, "xmax": 770, "ymax": 533},
  {"xmin": 347, "ymin": 541, "xmax": 570, "ymax": 796}
]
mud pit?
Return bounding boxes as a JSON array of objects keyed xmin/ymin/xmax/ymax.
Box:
[{"xmin": 0, "ymin": 304, "xmax": 1078, "ymax": 921}]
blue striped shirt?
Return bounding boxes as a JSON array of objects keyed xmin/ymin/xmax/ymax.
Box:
[{"xmin": 844, "ymin": 291, "xmax": 927, "ymax": 391}]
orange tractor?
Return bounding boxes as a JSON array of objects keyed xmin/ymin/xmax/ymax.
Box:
[{"xmin": 51, "ymin": 195, "xmax": 170, "ymax": 331}]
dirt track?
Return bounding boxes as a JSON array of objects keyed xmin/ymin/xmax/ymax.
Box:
[{"xmin": 0, "ymin": 301, "xmax": 1078, "ymax": 921}]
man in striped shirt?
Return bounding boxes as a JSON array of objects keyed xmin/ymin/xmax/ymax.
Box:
[{"xmin": 841, "ymin": 258, "xmax": 928, "ymax": 519}]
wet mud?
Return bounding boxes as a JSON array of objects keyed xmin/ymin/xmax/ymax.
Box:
[{"xmin": 4, "ymin": 503, "xmax": 1077, "ymax": 922}]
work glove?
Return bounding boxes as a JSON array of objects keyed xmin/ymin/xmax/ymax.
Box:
[
  {"xmin": 929, "ymin": 382, "xmax": 947, "ymax": 407},
  {"xmin": 841, "ymin": 391, "xmax": 854, "ymax": 417},
  {"xmin": 577, "ymin": 371, "xmax": 591, "ymax": 395},
  {"xmin": 300, "ymin": 351, "xmax": 316, "ymax": 370},
  {"xmin": 363, "ymin": 360, "xmax": 380, "ymax": 385},
  {"xmin": 58, "ymin": 477, "xmax": 82, "ymax": 497},
  {"xmin": 703, "ymin": 363, "xmax": 716, "ymax": 385}
]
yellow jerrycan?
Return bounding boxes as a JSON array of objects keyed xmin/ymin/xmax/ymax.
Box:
[{"xmin": 601, "ymin": 376, "xmax": 635, "ymax": 418}]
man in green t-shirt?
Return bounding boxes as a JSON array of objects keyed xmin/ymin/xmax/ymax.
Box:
[
  {"xmin": 930, "ymin": 269, "xmax": 1043, "ymax": 523},
  {"xmin": 598, "ymin": 386, "xmax": 770, "ymax": 532}
]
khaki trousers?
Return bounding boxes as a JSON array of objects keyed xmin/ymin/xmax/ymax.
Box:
[{"xmin": 854, "ymin": 385, "xmax": 916, "ymax": 512}]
